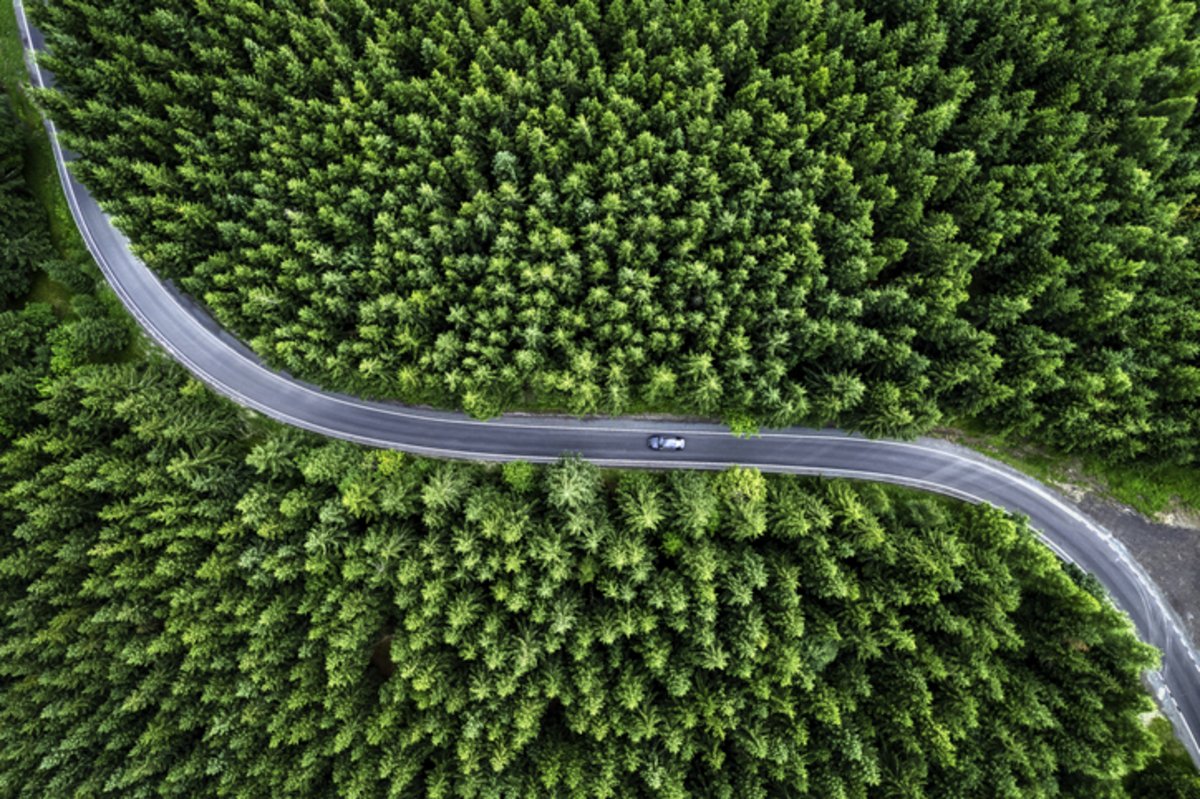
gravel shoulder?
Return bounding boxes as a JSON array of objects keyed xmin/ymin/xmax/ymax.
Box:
[
  {"xmin": 1071, "ymin": 491, "xmax": 1200, "ymax": 645},
  {"xmin": 933, "ymin": 428, "xmax": 1200, "ymax": 645}
]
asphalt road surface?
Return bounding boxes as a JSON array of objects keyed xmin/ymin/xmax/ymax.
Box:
[{"xmin": 16, "ymin": 0, "xmax": 1200, "ymax": 767}]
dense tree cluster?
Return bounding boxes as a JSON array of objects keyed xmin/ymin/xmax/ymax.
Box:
[
  {"xmin": 0, "ymin": 99, "xmax": 48, "ymax": 306},
  {"xmin": 33, "ymin": 0, "xmax": 1200, "ymax": 460},
  {"xmin": 0, "ymin": 346, "xmax": 1177, "ymax": 797},
  {"xmin": 0, "ymin": 125, "xmax": 1188, "ymax": 792},
  {"xmin": 1126, "ymin": 718, "xmax": 1200, "ymax": 798}
]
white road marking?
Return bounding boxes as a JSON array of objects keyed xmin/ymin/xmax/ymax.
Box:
[{"xmin": 14, "ymin": 0, "xmax": 1200, "ymax": 765}]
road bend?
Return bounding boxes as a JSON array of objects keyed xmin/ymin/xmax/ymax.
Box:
[{"xmin": 15, "ymin": 0, "xmax": 1200, "ymax": 767}]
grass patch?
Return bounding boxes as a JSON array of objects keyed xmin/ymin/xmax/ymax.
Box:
[
  {"xmin": 27, "ymin": 271, "xmax": 72, "ymax": 316},
  {"xmin": 1087, "ymin": 458, "xmax": 1200, "ymax": 518},
  {"xmin": 939, "ymin": 419, "xmax": 1200, "ymax": 521},
  {"xmin": 2, "ymin": 1, "xmax": 95, "ymax": 280},
  {"xmin": 0, "ymin": 1, "xmax": 23, "ymax": 95},
  {"xmin": 21, "ymin": 118, "xmax": 93, "ymax": 271},
  {"xmin": 1, "ymin": 6, "xmax": 147, "ymax": 370}
]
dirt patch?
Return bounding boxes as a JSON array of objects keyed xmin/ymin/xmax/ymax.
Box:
[
  {"xmin": 1053, "ymin": 466, "xmax": 1107, "ymax": 500},
  {"xmin": 1049, "ymin": 478, "xmax": 1089, "ymax": 504},
  {"xmin": 1160, "ymin": 501, "xmax": 1200, "ymax": 532},
  {"xmin": 1074, "ymin": 492, "xmax": 1200, "ymax": 645}
]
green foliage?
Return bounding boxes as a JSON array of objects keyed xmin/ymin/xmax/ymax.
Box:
[
  {"xmin": 29, "ymin": 0, "xmax": 1200, "ymax": 465},
  {"xmin": 1126, "ymin": 717, "xmax": 1200, "ymax": 797},
  {"xmin": 943, "ymin": 421, "xmax": 1200, "ymax": 518},
  {"xmin": 0, "ymin": 97, "xmax": 46, "ymax": 305},
  {"xmin": 501, "ymin": 459, "xmax": 537, "ymax": 493},
  {"xmin": 0, "ymin": 232, "xmax": 1185, "ymax": 796},
  {"xmin": 0, "ymin": 350, "xmax": 1180, "ymax": 796},
  {"xmin": 1, "ymin": 74, "xmax": 1196, "ymax": 798}
]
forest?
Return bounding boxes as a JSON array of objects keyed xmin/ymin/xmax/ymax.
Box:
[
  {"xmin": 30, "ymin": 0, "xmax": 1200, "ymax": 463},
  {"xmin": 3, "ymin": 88, "xmax": 1200, "ymax": 797}
]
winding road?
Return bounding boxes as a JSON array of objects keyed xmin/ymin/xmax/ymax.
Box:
[{"xmin": 15, "ymin": 0, "xmax": 1200, "ymax": 767}]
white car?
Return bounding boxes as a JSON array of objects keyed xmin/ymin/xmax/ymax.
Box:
[{"xmin": 647, "ymin": 435, "xmax": 686, "ymax": 451}]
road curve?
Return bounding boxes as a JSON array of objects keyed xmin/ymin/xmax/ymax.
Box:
[{"xmin": 15, "ymin": 0, "xmax": 1200, "ymax": 766}]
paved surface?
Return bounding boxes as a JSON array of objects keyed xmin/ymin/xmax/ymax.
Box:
[
  {"xmin": 1080, "ymin": 494, "xmax": 1200, "ymax": 645},
  {"xmin": 15, "ymin": 0, "xmax": 1200, "ymax": 766}
]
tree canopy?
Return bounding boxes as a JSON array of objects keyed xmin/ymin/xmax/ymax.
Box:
[
  {"xmin": 31, "ymin": 0, "xmax": 1200, "ymax": 463},
  {"xmin": 0, "ymin": 364, "xmax": 1178, "ymax": 796},
  {"xmin": 1, "ymin": 82, "xmax": 1196, "ymax": 795},
  {"xmin": 0, "ymin": 99, "xmax": 48, "ymax": 306}
]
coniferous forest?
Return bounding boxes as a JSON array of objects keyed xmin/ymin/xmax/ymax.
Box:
[
  {"xmin": 8, "ymin": 0, "xmax": 1200, "ymax": 796},
  {"xmin": 2, "ymin": 90, "xmax": 1199, "ymax": 798},
  {"xmin": 31, "ymin": 0, "xmax": 1200, "ymax": 461}
]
